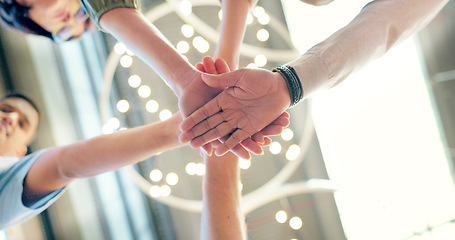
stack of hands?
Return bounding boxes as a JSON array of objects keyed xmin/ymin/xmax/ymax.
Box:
[{"xmin": 177, "ymin": 56, "xmax": 292, "ymax": 159}]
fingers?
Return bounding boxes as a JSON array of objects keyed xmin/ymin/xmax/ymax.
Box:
[
  {"xmin": 262, "ymin": 137, "xmax": 272, "ymax": 146},
  {"xmin": 240, "ymin": 138, "xmax": 263, "ymax": 155},
  {"xmin": 214, "ymin": 144, "xmax": 230, "ymax": 157},
  {"xmin": 258, "ymin": 125, "xmax": 284, "ymax": 136},
  {"xmin": 201, "ymin": 70, "xmax": 241, "ymax": 89},
  {"xmin": 215, "ymin": 128, "xmax": 251, "ymax": 155},
  {"xmin": 188, "ymin": 121, "xmax": 236, "ymax": 148},
  {"xmin": 214, "ymin": 58, "xmax": 230, "ymax": 74},
  {"xmin": 202, "ymin": 56, "xmax": 217, "ymax": 74},
  {"xmin": 258, "ymin": 111, "xmax": 290, "ymax": 136},
  {"xmin": 179, "ymin": 97, "xmax": 222, "ymax": 133},
  {"xmin": 280, "ymin": 111, "xmax": 290, "ymax": 119},
  {"xmin": 210, "ymin": 139, "xmax": 223, "ymax": 148},
  {"xmin": 251, "ymin": 133, "xmax": 265, "ymax": 145},
  {"xmin": 201, "ymin": 143, "xmax": 213, "ymax": 156},
  {"xmin": 250, "ymin": 133, "xmax": 271, "ymax": 146},
  {"xmin": 230, "ymin": 144, "xmax": 251, "ymax": 160},
  {"xmin": 270, "ymin": 112, "xmax": 290, "ymax": 128},
  {"xmin": 180, "ymin": 113, "xmax": 227, "ymax": 143},
  {"xmin": 195, "ymin": 62, "xmax": 205, "ymax": 72}
]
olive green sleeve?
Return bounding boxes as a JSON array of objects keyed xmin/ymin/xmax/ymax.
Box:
[{"xmin": 79, "ymin": 0, "xmax": 140, "ymax": 31}]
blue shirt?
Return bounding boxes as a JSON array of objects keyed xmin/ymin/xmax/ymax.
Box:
[{"xmin": 0, "ymin": 150, "xmax": 66, "ymax": 230}]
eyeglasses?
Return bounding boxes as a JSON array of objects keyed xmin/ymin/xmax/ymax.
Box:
[{"xmin": 51, "ymin": 5, "xmax": 89, "ymax": 42}]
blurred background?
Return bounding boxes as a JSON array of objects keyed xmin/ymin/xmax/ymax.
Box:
[{"xmin": 1, "ymin": 0, "xmax": 455, "ymax": 239}]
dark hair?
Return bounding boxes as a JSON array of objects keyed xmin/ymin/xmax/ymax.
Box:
[
  {"xmin": 0, "ymin": 0, "xmax": 52, "ymax": 39},
  {"xmin": 1, "ymin": 92, "xmax": 40, "ymax": 117}
]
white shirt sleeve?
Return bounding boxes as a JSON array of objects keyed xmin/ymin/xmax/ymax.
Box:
[{"xmin": 0, "ymin": 149, "xmax": 66, "ymax": 230}]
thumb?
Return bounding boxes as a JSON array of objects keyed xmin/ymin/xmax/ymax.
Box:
[{"xmin": 201, "ymin": 70, "xmax": 245, "ymax": 89}]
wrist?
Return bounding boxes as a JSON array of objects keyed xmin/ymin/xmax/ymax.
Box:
[
  {"xmin": 204, "ymin": 158, "xmax": 240, "ymax": 192},
  {"xmin": 271, "ymin": 71, "xmax": 292, "ymax": 107},
  {"xmin": 173, "ymin": 66, "xmax": 199, "ymax": 98},
  {"xmin": 272, "ymin": 66, "xmax": 304, "ymax": 108},
  {"xmin": 158, "ymin": 113, "xmax": 184, "ymax": 147}
]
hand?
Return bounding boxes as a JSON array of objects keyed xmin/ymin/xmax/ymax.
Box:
[
  {"xmin": 195, "ymin": 57, "xmax": 290, "ymax": 158},
  {"xmin": 179, "ymin": 66, "xmax": 291, "ymax": 157}
]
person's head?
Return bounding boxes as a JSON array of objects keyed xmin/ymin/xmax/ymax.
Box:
[
  {"xmin": 0, "ymin": 93, "xmax": 40, "ymax": 157},
  {"xmin": 0, "ymin": 0, "xmax": 92, "ymax": 42}
]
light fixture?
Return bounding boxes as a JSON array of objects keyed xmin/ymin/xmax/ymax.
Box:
[
  {"xmin": 254, "ymin": 54, "xmax": 267, "ymax": 67},
  {"xmin": 269, "ymin": 142, "xmax": 282, "ymax": 154},
  {"xmin": 286, "ymin": 144, "xmax": 301, "ymax": 161},
  {"xmin": 138, "ymin": 85, "xmax": 151, "ymax": 98},
  {"xmin": 101, "ymin": 124, "xmax": 114, "ymax": 135},
  {"xmin": 246, "ymin": 13, "xmax": 253, "ymax": 25},
  {"xmin": 128, "ymin": 75, "xmax": 141, "ymax": 88},
  {"xmin": 193, "ymin": 36, "xmax": 209, "ymax": 53},
  {"xmin": 159, "ymin": 109, "xmax": 172, "ymax": 121},
  {"xmin": 149, "ymin": 169, "xmax": 163, "ymax": 182},
  {"xmin": 166, "ymin": 173, "xmax": 179, "ymax": 185},
  {"xmin": 116, "ymin": 99, "xmax": 130, "ymax": 113},
  {"xmin": 195, "ymin": 163, "xmax": 206, "ymax": 176},
  {"xmin": 160, "ymin": 185, "xmax": 171, "ymax": 197},
  {"xmin": 218, "ymin": 10, "xmax": 223, "ymax": 20},
  {"xmin": 258, "ymin": 13, "xmax": 270, "ymax": 25},
  {"xmin": 179, "ymin": 0, "xmax": 192, "ymax": 15},
  {"xmin": 289, "ymin": 217, "xmax": 303, "ymax": 230},
  {"xmin": 186, "ymin": 162, "xmax": 197, "ymax": 175},
  {"xmin": 181, "ymin": 24, "xmax": 195, "ymax": 38},
  {"xmin": 114, "ymin": 42, "xmax": 126, "ymax": 55},
  {"xmin": 177, "ymin": 41, "xmax": 190, "ymax": 54},
  {"xmin": 149, "ymin": 185, "xmax": 161, "ymax": 198},
  {"xmin": 107, "ymin": 117, "xmax": 120, "ymax": 130},
  {"xmin": 146, "ymin": 100, "xmax": 159, "ymax": 113},
  {"xmin": 275, "ymin": 210, "xmax": 287, "ymax": 223},
  {"xmin": 120, "ymin": 55, "xmax": 133, "ymax": 68},
  {"xmin": 281, "ymin": 128, "xmax": 294, "ymax": 141},
  {"xmin": 253, "ymin": 6, "xmax": 265, "ymax": 17},
  {"xmin": 257, "ymin": 29, "xmax": 270, "ymax": 42},
  {"xmin": 247, "ymin": 63, "xmax": 258, "ymax": 68},
  {"xmin": 239, "ymin": 158, "xmax": 251, "ymax": 170}
]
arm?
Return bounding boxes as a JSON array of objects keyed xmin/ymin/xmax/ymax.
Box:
[
  {"xmin": 215, "ymin": 0, "xmax": 252, "ymax": 69},
  {"xmin": 180, "ymin": 0, "xmax": 449, "ymax": 155},
  {"xmin": 290, "ymin": 0, "xmax": 449, "ymax": 97},
  {"xmin": 201, "ymin": 153, "xmax": 246, "ymax": 240},
  {"xmin": 99, "ymin": 8, "xmax": 192, "ymax": 97},
  {"xmin": 198, "ymin": 63, "xmax": 247, "ymax": 240},
  {"xmin": 23, "ymin": 113, "xmax": 182, "ymax": 196}
]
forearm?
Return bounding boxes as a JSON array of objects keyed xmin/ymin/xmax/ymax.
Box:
[
  {"xmin": 201, "ymin": 153, "xmax": 246, "ymax": 240},
  {"xmin": 99, "ymin": 8, "xmax": 195, "ymax": 97},
  {"xmin": 25, "ymin": 114, "xmax": 182, "ymax": 194},
  {"xmin": 289, "ymin": 0, "xmax": 448, "ymax": 98},
  {"xmin": 215, "ymin": 0, "xmax": 251, "ymax": 70}
]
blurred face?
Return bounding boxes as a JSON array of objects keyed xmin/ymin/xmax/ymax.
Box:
[
  {"xmin": 17, "ymin": 0, "xmax": 92, "ymax": 42},
  {"xmin": 0, "ymin": 98, "xmax": 39, "ymax": 157}
]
